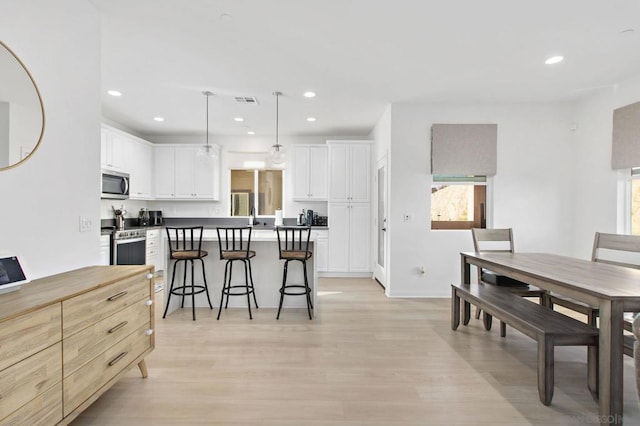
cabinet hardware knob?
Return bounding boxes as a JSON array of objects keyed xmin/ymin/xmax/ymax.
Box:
[
  {"xmin": 108, "ymin": 351, "xmax": 128, "ymax": 367},
  {"xmin": 145, "ymin": 299, "xmax": 153, "ymax": 306},
  {"xmin": 146, "ymin": 329, "xmax": 154, "ymax": 336},
  {"xmin": 145, "ymin": 273, "xmax": 153, "ymax": 279},
  {"xmin": 107, "ymin": 291, "xmax": 128, "ymax": 302},
  {"xmin": 108, "ymin": 321, "xmax": 128, "ymax": 334}
]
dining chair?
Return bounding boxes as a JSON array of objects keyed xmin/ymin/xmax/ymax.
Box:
[
  {"xmin": 471, "ymin": 228, "xmax": 547, "ymax": 334},
  {"xmin": 548, "ymin": 232, "xmax": 640, "ymax": 350}
]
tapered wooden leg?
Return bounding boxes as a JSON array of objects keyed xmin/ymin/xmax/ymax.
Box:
[
  {"xmin": 588, "ymin": 344, "xmax": 598, "ymax": 401},
  {"xmin": 138, "ymin": 359, "xmax": 148, "ymax": 378},
  {"xmin": 463, "ymin": 301, "xmax": 471, "ymax": 325},
  {"xmin": 538, "ymin": 335, "xmax": 554, "ymax": 406},
  {"xmin": 451, "ymin": 287, "xmax": 460, "ymax": 330},
  {"xmin": 483, "ymin": 312, "xmax": 493, "ymax": 331}
]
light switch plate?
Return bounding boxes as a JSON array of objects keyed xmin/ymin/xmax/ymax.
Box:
[{"xmin": 79, "ymin": 216, "xmax": 92, "ymax": 232}]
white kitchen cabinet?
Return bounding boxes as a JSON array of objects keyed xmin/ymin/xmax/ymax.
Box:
[
  {"xmin": 146, "ymin": 228, "xmax": 163, "ymax": 274},
  {"xmin": 154, "ymin": 145, "xmax": 219, "ymax": 200},
  {"xmin": 293, "ymin": 145, "xmax": 328, "ymax": 201},
  {"xmin": 311, "ymin": 229, "xmax": 328, "ymax": 272},
  {"xmin": 127, "ymin": 137, "xmax": 152, "ymax": 199},
  {"xmin": 328, "ymin": 141, "xmax": 371, "ymax": 203},
  {"xmin": 100, "ymin": 126, "xmax": 126, "ymax": 171},
  {"xmin": 99, "ymin": 235, "xmax": 111, "ymax": 265},
  {"xmin": 327, "ymin": 202, "xmax": 370, "ymax": 273}
]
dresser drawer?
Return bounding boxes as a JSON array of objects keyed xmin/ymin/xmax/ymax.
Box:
[
  {"xmin": 63, "ymin": 273, "xmax": 151, "ymax": 337},
  {"xmin": 63, "ymin": 324, "xmax": 152, "ymax": 416},
  {"xmin": 0, "ymin": 343, "xmax": 62, "ymax": 421},
  {"xmin": 0, "ymin": 304, "xmax": 61, "ymax": 372},
  {"xmin": 63, "ymin": 298, "xmax": 152, "ymax": 377},
  {"xmin": 0, "ymin": 382, "xmax": 62, "ymax": 426}
]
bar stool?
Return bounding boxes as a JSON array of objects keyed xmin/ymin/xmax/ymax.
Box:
[
  {"xmin": 216, "ymin": 227, "xmax": 258, "ymax": 320},
  {"xmin": 276, "ymin": 226, "xmax": 313, "ymax": 320},
  {"xmin": 163, "ymin": 226, "xmax": 213, "ymax": 321}
]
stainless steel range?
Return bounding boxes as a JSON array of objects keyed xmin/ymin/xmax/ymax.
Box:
[{"xmin": 111, "ymin": 228, "xmax": 146, "ymax": 265}]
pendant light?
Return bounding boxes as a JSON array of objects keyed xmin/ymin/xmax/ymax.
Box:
[
  {"xmin": 199, "ymin": 90, "xmax": 215, "ymax": 158},
  {"xmin": 269, "ymin": 91, "xmax": 285, "ymax": 164}
]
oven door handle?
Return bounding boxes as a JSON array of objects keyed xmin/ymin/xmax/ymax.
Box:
[{"xmin": 115, "ymin": 237, "xmax": 147, "ymax": 244}]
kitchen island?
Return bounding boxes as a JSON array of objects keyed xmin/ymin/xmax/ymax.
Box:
[{"xmin": 161, "ymin": 228, "xmax": 317, "ymax": 315}]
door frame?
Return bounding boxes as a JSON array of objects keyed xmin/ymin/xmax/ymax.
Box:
[{"xmin": 374, "ymin": 154, "xmax": 388, "ymax": 288}]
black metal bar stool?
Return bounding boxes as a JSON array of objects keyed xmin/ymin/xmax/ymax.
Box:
[
  {"xmin": 216, "ymin": 227, "xmax": 258, "ymax": 319},
  {"xmin": 276, "ymin": 226, "xmax": 313, "ymax": 320},
  {"xmin": 162, "ymin": 226, "xmax": 213, "ymax": 321}
]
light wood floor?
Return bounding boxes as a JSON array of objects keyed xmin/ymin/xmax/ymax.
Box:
[{"xmin": 73, "ymin": 278, "xmax": 640, "ymax": 425}]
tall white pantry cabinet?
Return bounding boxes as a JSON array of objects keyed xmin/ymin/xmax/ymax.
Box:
[{"xmin": 327, "ymin": 140, "xmax": 372, "ymax": 274}]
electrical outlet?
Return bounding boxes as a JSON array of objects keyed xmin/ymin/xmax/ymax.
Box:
[{"xmin": 79, "ymin": 216, "xmax": 92, "ymax": 232}]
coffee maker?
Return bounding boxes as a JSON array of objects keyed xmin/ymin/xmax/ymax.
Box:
[
  {"xmin": 148, "ymin": 210, "xmax": 163, "ymax": 226},
  {"xmin": 306, "ymin": 209, "xmax": 314, "ymax": 226}
]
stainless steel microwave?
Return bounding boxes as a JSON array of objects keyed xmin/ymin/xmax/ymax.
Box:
[{"xmin": 101, "ymin": 170, "xmax": 130, "ymax": 199}]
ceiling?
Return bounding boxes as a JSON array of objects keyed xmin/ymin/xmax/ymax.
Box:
[{"xmin": 92, "ymin": 0, "xmax": 640, "ymax": 139}]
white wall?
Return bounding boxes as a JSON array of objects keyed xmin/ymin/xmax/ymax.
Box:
[
  {"xmin": 571, "ymin": 75, "xmax": 640, "ymax": 258},
  {"xmin": 382, "ymin": 102, "xmax": 575, "ymax": 297},
  {"xmin": 0, "ymin": 0, "xmax": 101, "ymax": 278}
]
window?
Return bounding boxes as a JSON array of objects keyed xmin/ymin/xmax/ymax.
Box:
[
  {"xmin": 431, "ymin": 176, "xmax": 487, "ymax": 230},
  {"xmin": 230, "ymin": 169, "xmax": 283, "ymax": 216}
]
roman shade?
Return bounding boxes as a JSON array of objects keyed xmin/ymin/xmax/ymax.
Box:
[
  {"xmin": 431, "ymin": 123, "xmax": 497, "ymax": 176},
  {"xmin": 612, "ymin": 101, "xmax": 640, "ymax": 170}
]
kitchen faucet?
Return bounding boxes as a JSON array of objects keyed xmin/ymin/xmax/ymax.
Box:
[{"xmin": 250, "ymin": 206, "xmax": 258, "ymax": 225}]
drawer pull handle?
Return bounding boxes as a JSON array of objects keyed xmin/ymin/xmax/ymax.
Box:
[
  {"xmin": 107, "ymin": 291, "xmax": 128, "ymax": 302},
  {"xmin": 145, "ymin": 299, "xmax": 153, "ymax": 307},
  {"xmin": 108, "ymin": 351, "xmax": 128, "ymax": 367},
  {"xmin": 108, "ymin": 321, "xmax": 128, "ymax": 334},
  {"xmin": 146, "ymin": 329, "xmax": 154, "ymax": 336},
  {"xmin": 146, "ymin": 273, "xmax": 153, "ymax": 279}
]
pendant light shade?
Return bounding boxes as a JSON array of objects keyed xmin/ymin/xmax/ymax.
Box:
[
  {"xmin": 198, "ymin": 90, "xmax": 215, "ymax": 158},
  {"xmin": 270, "ymin": 91, "xmax": 285, "ymax": 164}
]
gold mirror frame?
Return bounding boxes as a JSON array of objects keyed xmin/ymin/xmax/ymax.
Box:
[{"xmin": 0, "ymin": 40, "xmax": 45, "ymax": 171}]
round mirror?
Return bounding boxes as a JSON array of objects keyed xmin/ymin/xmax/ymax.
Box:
[{"xmin": 0, "ymin": 40, "xmax": 45, "ymax": 171}]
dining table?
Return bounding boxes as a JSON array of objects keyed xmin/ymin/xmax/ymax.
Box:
[{"xmin": 461, "ymin": 251, "xmax": 640, "ymax": 426}]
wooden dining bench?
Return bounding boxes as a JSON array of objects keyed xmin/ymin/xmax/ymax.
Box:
[{"xmin": 451, "ymin": 282, "xmax": 599, "ymax": 405}]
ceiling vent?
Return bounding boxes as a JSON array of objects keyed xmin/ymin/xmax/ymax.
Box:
[{"xmin": 234, "ymin": 96, "xmax": 259, "ymax": 104}]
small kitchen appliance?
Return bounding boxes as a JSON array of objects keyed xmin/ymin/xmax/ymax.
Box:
[
  {"xmin": 306, "ymin": 209, "xmax": 314, "ymax": 227},
  {"xmin": 148, "ymin": 210, "xmax": 163, "ymax": 226},
  {"xmin": 138, "ymin": 208, "xmax": 150, "ymax": 226}
]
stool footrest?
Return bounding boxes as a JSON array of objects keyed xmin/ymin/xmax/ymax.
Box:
[
  {"xmin": 279, "ymin": 284, "xmax": 311, "ymax": 296},
  {"xmin": 169, "ymin": 285, "xmax": 207, "ymax": 297},
  {"xmin": 222, "ymin": 284, "xmax": 256, "ymax": 297}
]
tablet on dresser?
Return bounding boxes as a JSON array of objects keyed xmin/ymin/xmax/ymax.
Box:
[{"xmin": 0, "ymin": 255, "xmax": 30, "ymax": 293}]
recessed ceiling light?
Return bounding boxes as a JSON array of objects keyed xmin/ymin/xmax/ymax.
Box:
[
  {"xmin": 545, "ymin": 56, "xmax": 564, "ymax": 65},
  {"xmin": 619, "ymin": 28, "xmax": 635, "ymax": 37},
  {"xmin": 234, "ymin": 117, "xmax": 244, "ymax": 122},
  {"xmin": 306, "ymin": 117, "xmax": 317, "ymax": 122},
  {"xmin": 248, "ymin": 131, "xmax": 255, "ymax": 135},
  {"xmin": 303, "ymin": 91, "xmax": 316, "ymax": 98},
  {"xmin": 107, "ymin": 90, "xmax": 122, "ymax": 97},
  {"xmin": 153, "ymin": 117, "xmax": 165, "ymax": 122}
]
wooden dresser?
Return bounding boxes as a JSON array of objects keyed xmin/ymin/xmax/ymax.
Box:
[{"xmin": 0, "ymin": 265, "xmax": 155, "ymax": 425}]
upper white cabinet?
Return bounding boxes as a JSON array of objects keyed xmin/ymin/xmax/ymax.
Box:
[
  {"xmin": 328, "ymin": 141, "xmax": 371, "ymax": 203},
  {"xmin": 154, "ymin": 145, "xmax": 220, "ymax": 200},
  {"xmin": 127, "ymin": 137, "xmax": 152, "ymax": 199},
  {"xmin": 101, "ymin": 124, "xmax": 152, "ymax": 199},
  {"xmin": 100, "ymin": 126, "xmax": 126, "ymax": 171},
  {"xmin": 293, "ymin": 145, "xmax": 328, "ymax": 201}
]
